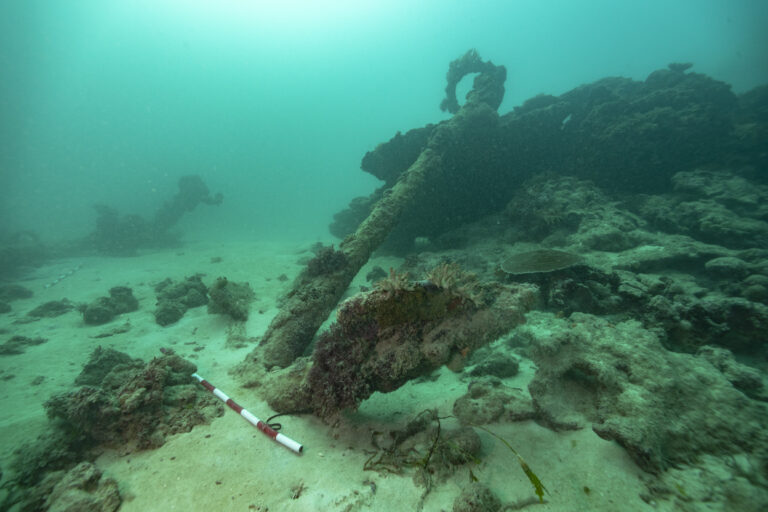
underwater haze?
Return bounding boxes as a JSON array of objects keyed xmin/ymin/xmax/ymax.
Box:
[
  {"xmin": 4, "ymin": 1, "xmax": 768, "ymax": 511},
  {"xmin": 2, "ymin": 0, "xmax": 767, "ymax": 243}
]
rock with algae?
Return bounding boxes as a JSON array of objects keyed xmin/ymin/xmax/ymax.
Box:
[
  {"xmin": 80, "ymin": 286, "xmax": 139, "ymax": 325},
  {"xmin": 42, "ymin": 462, "xmax": 121, "ymax": 512},
  {"xmin": 0, "ymin": 335, "xmax": 47, "ymax": 355},
  {"xmin": 4, "ymin": 461, "xmax": 121, "ymax": 512},
  {"xmin": 27, "ymin": 299, "xmax": 75, "ymax": 318},
  {"xmin": 153, "ymin": 274, "xmax": 209, "ymax": 326},
  {"xmin": 45, "ymin": 348, "xmax": 224, "ymax": 450},
  {"xmin": 1, "ymin": 348, "xmax": 223, "ymax": 511},
  {"xmin": 259, "ymin": 266, "xmax": 537, "ymax": 420}
]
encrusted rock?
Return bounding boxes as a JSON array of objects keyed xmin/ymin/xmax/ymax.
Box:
[
  {"xmin": 81, "ymin": 287, "xmax": 139, "ymax": 325},
  {"xmin": 704, "ymin": 256, "xmax": 752, "ymax": 279},
  {"xmin": 452, "ymin": 482, "xmax": 502, "ymax": 512},
  {"xmin": 468, "ymin": 352, "xmax": 519, "ymax": 378},
  {"xmin": 46, "ymin": 349, "xmax": 224, "ymax": 450},
  {"xmin": 74, "ymin": 346, "xmax": 140, "ymax": 387},
  {"xmin": 154, "ymin": 275, "xmax": 208, "ymax": 326},
  {"xmin": 44, "ymin": 462, "xmax": 121, "ymax": 512},
  {"xmin": 261, "ymin": 269, "xmax": 536, "ymax": 420},
  {"xmin": 500, "ymin": 249, "xmax": 582, "ymax": 275},
  {"xmin": 453, "ymin": 377, "xmax": 536, "ymax": 425},
  {"xmin": 523, "ymin": 312, "xmax": 768, "ymax": 473},
  {"xmin": 696, "ymin": 345, "xmax": 766, "ymax": 400}
]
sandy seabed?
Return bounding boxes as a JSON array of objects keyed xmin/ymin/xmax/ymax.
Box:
[{"xmin": 0, "ymin": 239, "xmax": 658, "ymax": 511}]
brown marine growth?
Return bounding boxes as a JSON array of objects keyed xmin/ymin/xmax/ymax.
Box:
[{"xmin": 261, "ymin": 266, "xmax": 536, "ymax": 420}]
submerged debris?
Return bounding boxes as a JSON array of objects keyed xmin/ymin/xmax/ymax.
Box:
[
  {"xmin": 235, "ymin": 50, "xmax": 509, "ymax": 373},
  {"xmin": 92, "ymin": 175, "xmax": 222, "ymax": 255},
  {"xmin": 306, "ymin": 245, "xmax": 348, "ymax": 276}
]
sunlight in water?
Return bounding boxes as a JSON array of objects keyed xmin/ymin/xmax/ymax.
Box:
[{"xmin": 161, "ymin": 0, "xmax": 391, "ymax": 34}]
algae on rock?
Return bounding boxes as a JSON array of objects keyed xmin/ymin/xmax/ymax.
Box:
[{"xmin": 258, "ymin": 266, "xmax": 536, "ymax": 421}]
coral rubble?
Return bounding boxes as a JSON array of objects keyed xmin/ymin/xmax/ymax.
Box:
[
  {"xmin": 46, "ymin": 349, "xmax": 223, "ymax": 450},
  {"xmin": 1, "ymin": 349, "xmax": 222, "ymax": 510}
]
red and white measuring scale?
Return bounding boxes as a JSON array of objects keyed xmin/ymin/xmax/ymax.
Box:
[{"xmin": 192, "ymin": 373, "xmax": 303, "ymax": 454}]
